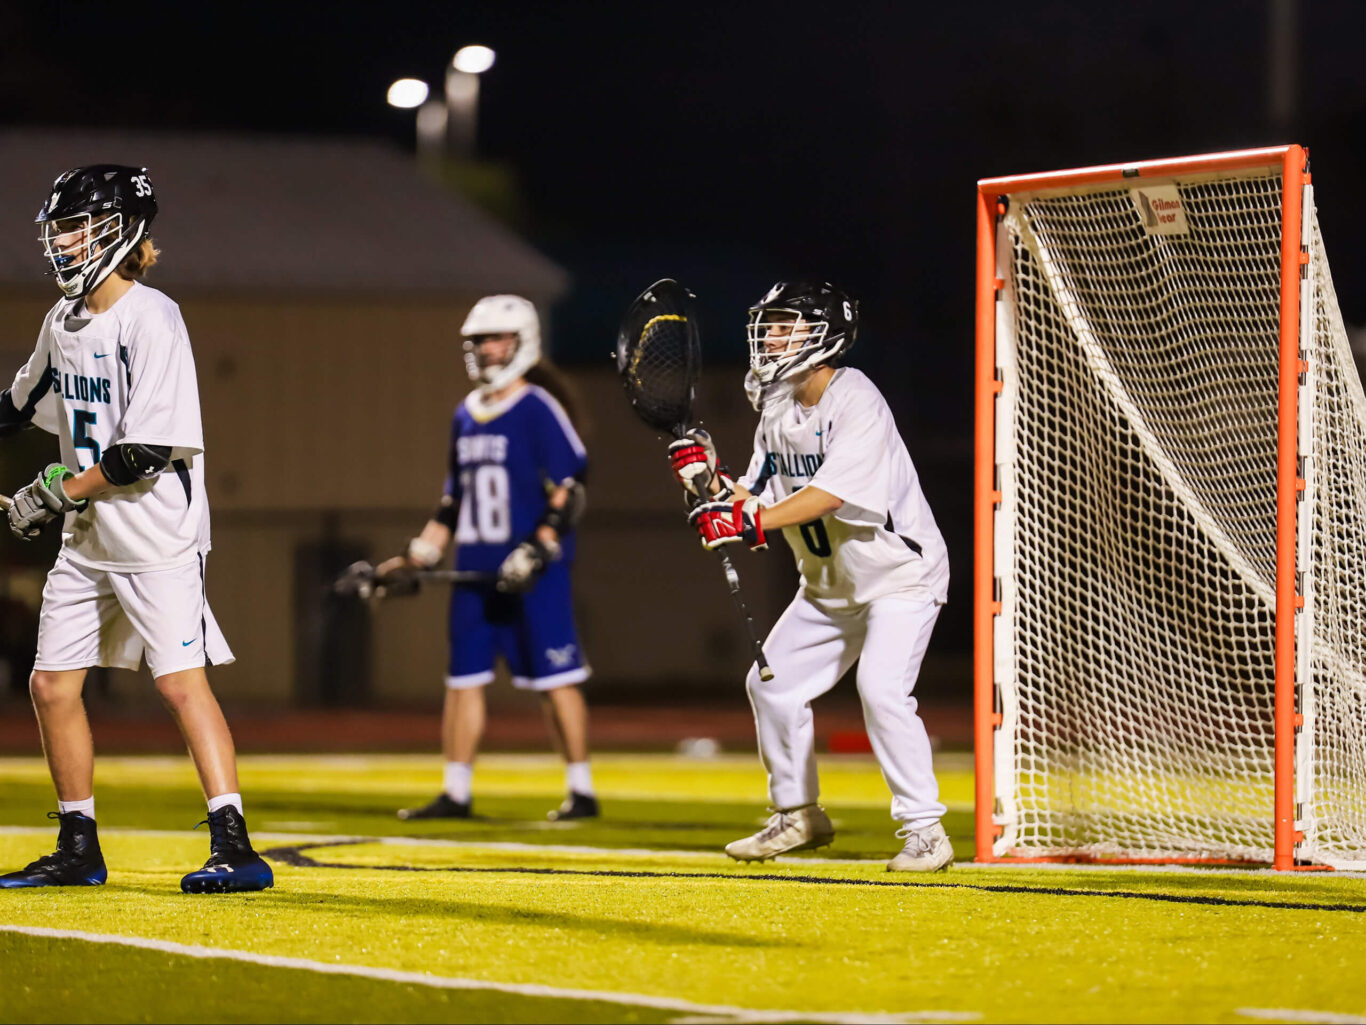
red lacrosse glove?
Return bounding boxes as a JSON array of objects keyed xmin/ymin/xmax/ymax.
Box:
[
  {"xmin": 668, "ymin": 429, "xmax": 719, "ymax": 498},
  {"xmin": 688, "ymin": 497, "xmax": 766, "ymax": 551}
]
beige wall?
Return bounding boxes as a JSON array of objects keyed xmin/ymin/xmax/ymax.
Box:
[{"xmin": 0, "ymin": 288, "xmax": 795, "ymax": 706}]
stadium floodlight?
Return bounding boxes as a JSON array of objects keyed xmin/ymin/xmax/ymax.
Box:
[
  {"xmin": 444, "ymin": 46, "xmax": 494, "ymax": 156},
  {"xmin": 975, "ymin": 145, "xmax": 1366, "ymax": 871},
  {"xmin": 386, "ymin": 78, "xmax": 430, "ymax": 109},
  {"xmin": 452, "ymin": 45, "xmax": 496, "ymax": 74}
]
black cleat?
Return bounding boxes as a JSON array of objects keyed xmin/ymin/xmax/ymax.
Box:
[
  {"xmin": 0, "ymin": 812, "xmax": 106, "ymax": 888},
  {"xmin": 547, "ymin": 792, "xmax": 599, "ymax": 822},
  {"xmin": 180, "ymin": 806, "xmax": 274, "ymax": 894},
  {"xmin": 398, "ymin": 793, "xmax": 471, "ymax": 821}
]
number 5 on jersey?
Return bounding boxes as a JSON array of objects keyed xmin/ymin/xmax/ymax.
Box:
[{"xmin": 73, "ymin": 411, "xmax": 101, "ymax": 468}]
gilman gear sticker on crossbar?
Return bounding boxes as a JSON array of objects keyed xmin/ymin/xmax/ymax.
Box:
[{"xmin": 1130, "ymin": 184, "xmax": 1189, "ymax": 235}]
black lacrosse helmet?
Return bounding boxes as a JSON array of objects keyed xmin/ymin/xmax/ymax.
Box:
[
  {"xmin": 616, "ymin": 278, "xmax": 701, "ymax": 436},
  {"xmin": 36, "ymin": 164, "xmax": 158, "ymax": 299},
  {"xmin": 746, "ymin": 279, "xmax": 858, "ymax": 385}
]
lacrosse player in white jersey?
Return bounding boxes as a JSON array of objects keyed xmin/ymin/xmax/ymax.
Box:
[
  {"xmin": 671, "ymin": 280, "xmax": 953, "ymax": 872},
  {"xmin": 0, "ymin": 165, "xmax": 272, "ymax": 893}
]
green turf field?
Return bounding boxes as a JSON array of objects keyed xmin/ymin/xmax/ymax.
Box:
[{"xmin": 2, "ymin": 753, "xmax": 1364, "ymax": 1024}]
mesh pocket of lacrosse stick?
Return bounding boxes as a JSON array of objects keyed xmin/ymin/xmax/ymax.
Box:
[{"xmin": 615, "ymin": 278, "xmax": 700, "ymax": 438}]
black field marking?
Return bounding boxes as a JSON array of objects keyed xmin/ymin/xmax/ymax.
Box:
[{"xmin": 261, "ymin": 842, "xmax": 1366, "ymax": 915}]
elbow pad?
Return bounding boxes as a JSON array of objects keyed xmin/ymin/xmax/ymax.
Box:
[
  {"xmin": 100, "ymin": 443, "xmax": 172, "ymax": 486},
  {"xmin": 537, "ymin": 478, "xmax": 586, "ymax": 536}
]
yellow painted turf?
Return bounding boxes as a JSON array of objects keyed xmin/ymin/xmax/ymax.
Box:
[{"xmin": 2, "ymin": 754, "xmax": 1364, "ymax": 1024}]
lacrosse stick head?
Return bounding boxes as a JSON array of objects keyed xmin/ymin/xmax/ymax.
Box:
[{"xmin": 616, "ymin": 278, "xmax": 701, "ymax": 438}]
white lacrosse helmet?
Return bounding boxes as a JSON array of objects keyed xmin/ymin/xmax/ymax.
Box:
[{"xmin": 461, "ymin": 294, "xmax": 542, "ymax": 393}]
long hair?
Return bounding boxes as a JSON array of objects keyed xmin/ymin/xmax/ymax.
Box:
[
  {"xmin": 525, "ymin": 360, "xmax": 590, "ymax": 441},
  {"xmin": 116, "ymin": 238, "xmax": 159, "ymax": 280}
]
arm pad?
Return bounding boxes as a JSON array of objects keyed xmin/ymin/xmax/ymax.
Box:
[
  {"xmin": 433, "ymin": 493, "xmax": 458, "ymax": 531},
  {"xmin": 537, "ymin": 478, "xmax": 586, "ymax": 537},
  {"xmin": 0, "ymin": 390, "xmax": 32, "ymax": 438},
  {"xmin": 99, "ymin": 443, "xmax": 172, "ymax": 486}
]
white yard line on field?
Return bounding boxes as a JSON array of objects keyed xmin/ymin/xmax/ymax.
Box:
[
  {"xmin": 1238, "ymin": 1010, "xmax": 1366, "ymax": 1024},
  {"xmin": 0, "ymin": 924, "xmax": 977, "ymax": 1025}
]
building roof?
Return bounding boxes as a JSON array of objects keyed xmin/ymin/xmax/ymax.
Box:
[{"xmin": 0, "ymin": 128, "xmax": 568, "ymax": 299}]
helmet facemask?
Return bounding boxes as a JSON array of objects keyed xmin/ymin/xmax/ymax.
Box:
[
  {"xmin": 746, "ymin": 308, "xmax": 833, "ymax": 384},
  {"xmin": 463, "ymin": 332, "xmax": 539, "ymax": 393},
  {"xmin": 38, "ymin": 211, "xmax": 145, "ymax": 299}
]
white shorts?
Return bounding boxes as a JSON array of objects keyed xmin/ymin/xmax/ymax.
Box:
[
  {"xmin": 445, "ymin": 668, "xmax": 590, "ymax": 692},
  {"xmin": 34, "ymin": 552, "xmax": 235, "ymax": 678}
]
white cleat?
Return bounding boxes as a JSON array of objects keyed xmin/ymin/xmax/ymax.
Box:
[
  {"xmin": 724, "ymin": 804, "xmax": 835, "ymax": 862},
  {"xmin": 886, "ymin": 820, "xmax": 954, "ymax": 872}
]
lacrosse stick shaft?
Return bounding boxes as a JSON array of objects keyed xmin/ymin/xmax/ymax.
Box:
[
  {"xmin": 687, "ymin": 463, "xmax": 774, "ymax": 682},
  {"xmin": 714, "ymin": 549, "xmax": 774, "ymax": 681},
  {"xmin": 419, "ymin": 569, "xmax": 496, "ymax": 584}
]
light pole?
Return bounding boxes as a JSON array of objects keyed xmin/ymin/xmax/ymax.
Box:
[
  {"xmin": 445, "ymin": 45, "xmax": 496, "ymax": 158},
  {"xmin": 387, "ymin": 78, "xmax": 449, "ymax": 165}
]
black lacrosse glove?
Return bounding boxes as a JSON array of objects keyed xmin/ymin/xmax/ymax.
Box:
[
  {"xmin": 8, "ymin": 463, "xmax": 86, "ymax": 540},
  {"xmin": 374, "ymin": 565, "xmax": 422, "ymax": 599},
  {"xmin": 497, "ymin": 535, "xmax": 560, "ymax": 593}
]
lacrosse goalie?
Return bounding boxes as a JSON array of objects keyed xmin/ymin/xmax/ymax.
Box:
[{"xmin": 670, "ymin": 281, "xmax": 953, "ymax": 872}]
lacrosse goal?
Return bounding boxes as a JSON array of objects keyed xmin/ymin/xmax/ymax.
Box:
[{"xmin": 974, "ymin": 146, "xmax": 1366, "ymax": 869}]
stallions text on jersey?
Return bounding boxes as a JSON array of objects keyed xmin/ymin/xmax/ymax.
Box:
[
  {"xmin": 739, "ymin": 368, "xmax": 949, "ymax": 607},
  {"xmin": 7, "ymin": 282, "xmax": 211, "ymax": 571},
  {"xmin": 446, "ymin": 385, "xmax": 587, "ymax": 574}
]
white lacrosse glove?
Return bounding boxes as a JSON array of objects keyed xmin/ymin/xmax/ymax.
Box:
[
  {"xmin": 497, "ymin": 535, "xmax": 561, "ymax": 593},
  {"xmin": 8, "ymin": 463, "xmax": 86, "ymax": 540}
]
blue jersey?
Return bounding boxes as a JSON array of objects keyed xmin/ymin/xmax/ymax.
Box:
[{"xmin": 446, "ymin": 385, "xmax": 587, "ymax": 575}]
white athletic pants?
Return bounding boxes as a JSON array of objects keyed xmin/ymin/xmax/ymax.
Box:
[{"xmin": 745, "ymin": 590, "xmax": 946, "ymax": 827}]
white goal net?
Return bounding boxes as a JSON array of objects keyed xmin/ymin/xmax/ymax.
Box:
[{"xmin": 988, "ymin": 157, "xmax": 1366, "ymax": 867}]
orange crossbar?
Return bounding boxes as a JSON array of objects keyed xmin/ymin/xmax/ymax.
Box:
[
  {"xmin": 973, "ymin": 145, "xmax": 1310, "ymax": 869},
  {"xmin": 978, "ymin": 146, "xmax": 1294, "ymax": 195}
]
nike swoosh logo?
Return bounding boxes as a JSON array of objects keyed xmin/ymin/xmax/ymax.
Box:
[
  {"xmin": 93, "ymin": 353, "xmax": 109, "ymax": 359},
  {"xmin": 182, "ymin": 640, "xmax": 195, "ymax": 647}
]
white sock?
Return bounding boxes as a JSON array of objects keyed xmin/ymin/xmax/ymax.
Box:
[
  {"xmin": 58, "ymin": 797, "xmax": 95, "ymax": 819},
  {"xmin": 566, "ymin": 761, "xmax": 594, "ymax": 797},
  {"xmin": 443, "ymin": 762, "xmax": 473, "ymax": 803},
  {"xmin": 207, "ymin": 792, "xmax": 243, "ymax": 815}
]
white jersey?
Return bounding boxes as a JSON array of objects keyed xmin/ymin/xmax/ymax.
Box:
[
  {"xmin": 8, "ymin": 282, "xmax": 211, "ymax": 572},
  {"xmin": 738, "ymin": 367, "xmax": 949, "ymax": 608}
]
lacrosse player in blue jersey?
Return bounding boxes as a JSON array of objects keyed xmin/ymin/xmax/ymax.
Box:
[{"xmin": 378, "ymin": 295, "xmax": 596, "ymax": 822}]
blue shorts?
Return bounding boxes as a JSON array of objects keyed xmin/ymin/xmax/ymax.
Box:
[{"xmin": 446, "ymin": 561, "xmax": 589, "ymax": 691}]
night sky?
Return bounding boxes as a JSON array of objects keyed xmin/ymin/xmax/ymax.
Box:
[{"xmin": 6, "ymin": 2, "xmax": 1365, "ymax": 415}]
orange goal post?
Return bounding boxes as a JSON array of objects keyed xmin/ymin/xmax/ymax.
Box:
[{"xmin": 974, "ymin": 146, "xmax": 1366, "ymax": 870}]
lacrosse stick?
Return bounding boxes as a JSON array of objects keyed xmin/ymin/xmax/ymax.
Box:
[
  {"xmin": 616, "ymin": 278, "xmax": 774, "ymax": 681},
  {"xmin": 0, "ymin": 494, "xmax": 10, "ymax": 511},
  {"xmin": 333, "ymin": 560, "xmax": 493, "ymax": 600}
]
